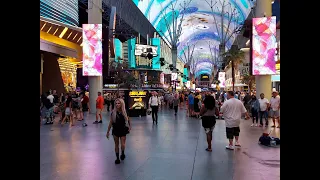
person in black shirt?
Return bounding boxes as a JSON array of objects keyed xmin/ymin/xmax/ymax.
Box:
[
  {"xmin": 43, "ymin": 92, "xmax": 54, "ymax": 125},
  {"xmin": 106, "ymin": 98, "xmax": 131, "ymax": 164}
]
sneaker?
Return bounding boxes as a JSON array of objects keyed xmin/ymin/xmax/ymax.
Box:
[
  {"xmin": 82, "ymin": 123, "xmax": 87, "ymax": 127},
  {"xmin": 235, "ymin": 142, "xmax": 241, "ymax": 147},
  {"xmin": 259, "ymin": 124, "xmax": 263, "ymax": 127},
  {"xmin": 255, "ymin": 124, "xmax": 258, "ymax": 127},
  {"xmin": 93, "ymin": 121, "xmax": 99, "ymax": 124},
  {"xmin": 98, "ymin": 120, "xmax": 103, "ymax": 123},
  {"xmin": 226, "ymin": 145, "xmax": 234, "ymax": 150},
  {"xmin": 251, "ymin": 124, "xmax": 255, "ymax": 127}
]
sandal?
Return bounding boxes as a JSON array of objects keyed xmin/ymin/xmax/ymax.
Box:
[{"xmin": 206, "ymin": 148, "xmax": 212, "ymax": 152}]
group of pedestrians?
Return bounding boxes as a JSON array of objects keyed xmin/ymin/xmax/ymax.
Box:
[{"xmin": 248, "ymin": 91, "xmax": 280, "ymax": 128}]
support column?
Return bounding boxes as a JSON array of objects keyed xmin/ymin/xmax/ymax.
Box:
[
  {"xmin": 255, "ymin": 0, "xmax": 272, "ymax": 100},
  {"xmin": 88, "ymin": 0, "xmax": 103, "ymax": 114}
]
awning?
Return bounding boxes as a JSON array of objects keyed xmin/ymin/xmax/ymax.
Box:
[
  {"xmin": 40, "ymin": 16, "xmax": 82, "ymax": 46},
  {"xmin": 40, "ymin": 16, "xmax": 83, "ymax": 67}
]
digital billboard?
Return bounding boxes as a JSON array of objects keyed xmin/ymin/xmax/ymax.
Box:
[
  {"xmin": 135, "ymin": 44, "xmax": 158, "ymax": 56},
  {"xmin": 40, "ymin": 0, "xmax": 79, "ymax": 26},
  {"xmin": 171, "ymin": 73, "xmax": 178, "ymax": 81},
  {"xmin": 82, "ymin": 24, "xmax": 102, "ymax": 76},
  {"xmin": 252, "ymin": 16, "xmax": 277, "ymax": 75},
  {"xmin": 218, "ymin": 72, "xmax": 226, "ymax": 88}
]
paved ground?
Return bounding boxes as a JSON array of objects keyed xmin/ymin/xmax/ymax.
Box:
[{"xmin": 40, "ymin": 106, "xmax": 280, "ymax": 180}]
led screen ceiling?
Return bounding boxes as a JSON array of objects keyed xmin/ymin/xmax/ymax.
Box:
[
  {"xmin": 40, "ymin": 0, "xmax": 79, "ymax": 26},
  {"xmin": 133, "ymin": 0, "xmax": 254, "ymax": 76}
]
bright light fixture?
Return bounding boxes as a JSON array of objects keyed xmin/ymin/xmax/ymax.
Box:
[
  {"xmin": 246, "ymin": 40, "xmax": 250, "ymax": 46},
  {"xmin": 59, "ymin": 27, "xmax": 68, "ymax": 38}
]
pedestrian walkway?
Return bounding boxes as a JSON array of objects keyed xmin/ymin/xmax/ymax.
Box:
[{"xmin": 40, "ymin": 107, "xmax": 280, "ymax": 180}]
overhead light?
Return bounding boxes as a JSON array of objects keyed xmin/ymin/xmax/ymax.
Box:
[
  {"xmin": 40, "ymin": 23, "xmax": 47, "ymax": 31},
  {"xmin": 59, "ymin": 27, "xmax": 68, "ymax": 38},
  {"xmin": 246, "ymin": 40, "xmax": 250, "ymax": 46},
  {"xmin": 67, "ymin": 32, "xmax": 73, "ymax": 39},
  {"xmin": 272, "ymin": 0, "xmax": 275, "ymax": 4},
  {"xmin": 52, "ymin": 28, "xmax": 59, "ymax": 36},
  {"xmin": 46, "ymin": 26, "xmax": 52, "ymax": 33},
  {"xmin": 77, "ymin": 36, "xmax": 82, "ymax": 43},
  {"xmin": 72, "ymin": 33, "xmax": 78, "ymax": 40}
]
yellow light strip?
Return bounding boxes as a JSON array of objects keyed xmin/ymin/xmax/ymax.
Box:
[
  {"xmin": 72, "ymin": 33, "xmax": 78, "ymax": 40},
  {"xmin": 77, "ymin": 36, "xmax": 82, "ymax": 43},
  {"xmin": 40, "ymin": 23, "xmax": 47, "ymax": 31},
  {"xmin": 46, "ymin": 26, "xmax": 52, "ymax": 33},
  {"xmin": 67, "ymin": 31, "xmax": 73, "ymax": 39},
  {"xmin": 52, "ymin": 28, "xmax": 59, "ymax": 36},
  {"xmin": 59, "ymin": 27, "xmax": 68, "ymax": 38}
]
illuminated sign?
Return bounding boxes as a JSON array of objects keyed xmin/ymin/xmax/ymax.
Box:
[
  {"xmin": 171, "ymin": 73, "xmax": 177, "ymax": 81},
  {"xmin": 135, "ymin": 44, "xmax": 158, "ymax": 56},
  {"xmin": 202, "ymin": 76, "xmax": 208, "ymax": 79},
  {"xmin": 129, "ymin": 91, "xmax": 147, "ymax": 97},
  {"xmin": 252, "ymin": 16, "xmax": 277, "ymax": 75},
  {"xmin": 186, "ymin": 81, "xmax": 190, "ymax": 88},
  {"xmin": 82, "ymin": 24, "xmax": 102, "ymax": 76},
  {"xmin": 104, "ymin": 84, "xmax": 118, "ymax": 88},
  {"xmin": 218, "ymin": 72, "xmax": 226, "ymax": 88},
  {"xmin": 133, "ymin": 98, "xmax": 143, "ymax": 102}
]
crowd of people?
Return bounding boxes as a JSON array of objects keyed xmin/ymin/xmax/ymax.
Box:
[{"xmin": 40, "ymin": 88, "xmax": 279, "ymax": 163}]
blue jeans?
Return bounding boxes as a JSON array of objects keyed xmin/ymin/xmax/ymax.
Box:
[{"xmin": 259, "ymin": 111, "xmax": 268, "ymax": 125}]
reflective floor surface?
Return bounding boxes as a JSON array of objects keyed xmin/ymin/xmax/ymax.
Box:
[{"xmin": 40, "ymin": 107, "xmax": 280, "ymax": 180}]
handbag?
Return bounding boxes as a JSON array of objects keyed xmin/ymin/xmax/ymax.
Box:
[{"xmin": 147, "ymin": 108, "xmax": 152, "ymax": 115}]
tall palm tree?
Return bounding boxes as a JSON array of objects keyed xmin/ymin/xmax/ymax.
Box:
[{"xmin": 223, "ymin": 46, "xmax": 245, "ymax": 91}]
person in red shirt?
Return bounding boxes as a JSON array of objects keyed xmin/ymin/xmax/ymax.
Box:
[{"xmin": 94, "ymin": 92, "xmax": 104, "ymax": 124}]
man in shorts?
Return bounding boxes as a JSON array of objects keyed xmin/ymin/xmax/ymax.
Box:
[
  {"xmin": 93, "ymin": 92, "xmax": 104, "ymax": 124},
  {"xmin": 269, "ymin": 91, "xmax": 280, "ymax": 128},
  {"xmin": 220, "ymin": 91, "xmax": 250, "ymax": 150}
]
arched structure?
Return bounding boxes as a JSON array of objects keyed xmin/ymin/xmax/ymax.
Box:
[{"xmin": 134, "ymin": 0, "xmax": 255, "ymax": 76}]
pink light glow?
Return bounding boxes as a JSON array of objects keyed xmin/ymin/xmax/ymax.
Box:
[
  {"xmin": 252, "ymin": 17, "xmax": 277, "ymax": 75},
  {"xmin": 82, "ymin": 24, "xmax": 102, "ymax": 76}
]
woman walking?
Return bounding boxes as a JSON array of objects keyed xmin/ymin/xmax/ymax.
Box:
[
  {"xmin": 199, "ymin": 95, "xmax": 219, "ymax": 152},
  {"xmin": 106, "ymin": 98, "xmax": 131, "ymax": 164}
]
